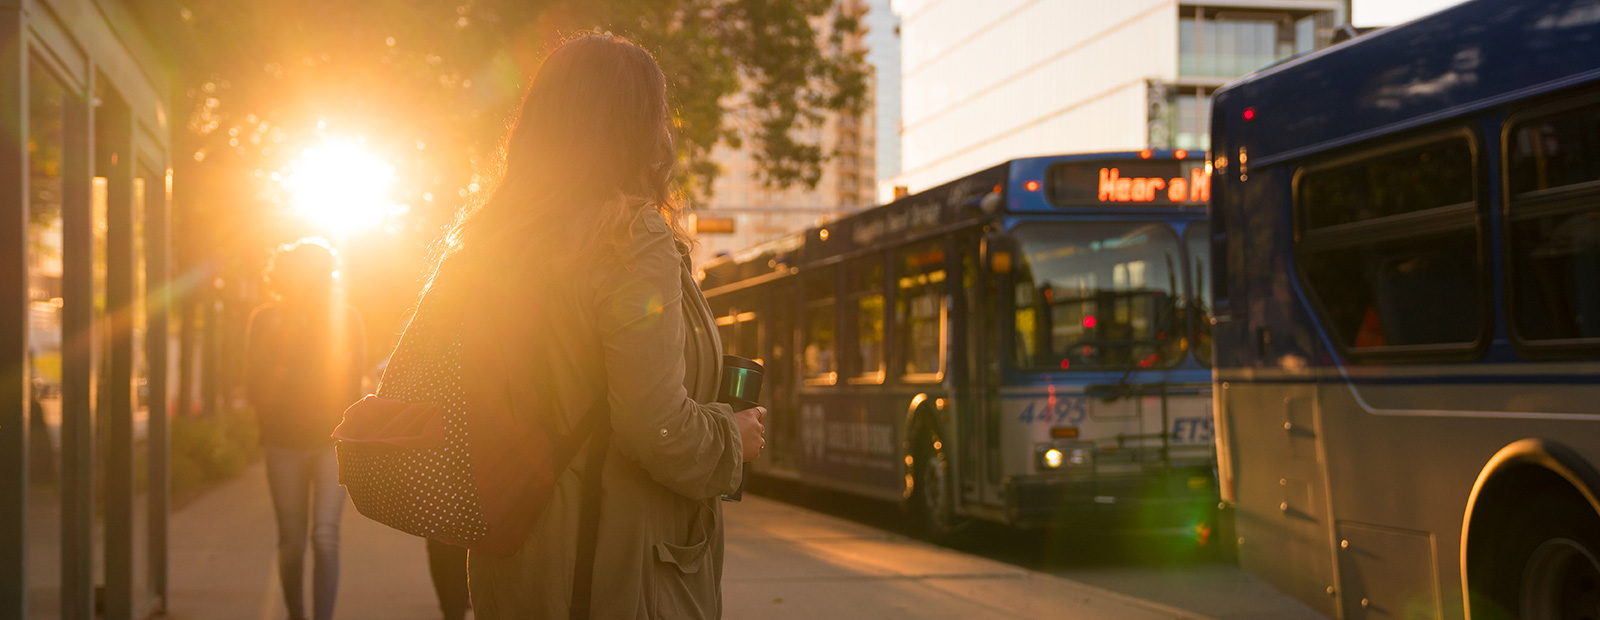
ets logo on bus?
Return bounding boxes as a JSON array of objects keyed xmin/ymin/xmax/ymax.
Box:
[{"xmin": 1099, "ymin": 167, "xmax": 1210, "ymax": 204}]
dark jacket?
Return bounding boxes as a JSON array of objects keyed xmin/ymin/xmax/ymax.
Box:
[{"xmin": 245, "ymin": 301, "xmax": 366, "ymax": 448}]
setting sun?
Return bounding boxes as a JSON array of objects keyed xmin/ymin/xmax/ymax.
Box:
[{"xmin": 284, "ymin": 140, "xmax": 396, "ymax": 233}]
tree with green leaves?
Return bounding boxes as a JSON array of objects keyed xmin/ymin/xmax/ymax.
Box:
[
  {"xmin": 173, "ymin": 0, "xmax": 867, "ymax": 214},
  {"xmin": 160, "ymin": 0, "xmax": 869, "ymax": 402}
]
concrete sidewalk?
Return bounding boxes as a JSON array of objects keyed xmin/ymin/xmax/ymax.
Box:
[
  {"xmin": 721, "ymin": 498, "xmax": 1212, "ymax": 620},
  {"xmin": 170, "ymin": 462, "xmax": 1211, "ymax": 619},
  {"xmin": 168, "ymin": 461, "xmax": 441, "ymax": 619}
]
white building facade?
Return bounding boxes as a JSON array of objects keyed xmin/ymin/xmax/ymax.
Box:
[{"xmin": 889, "ymin": 0, "xmax": 1349, "ymax": 194}]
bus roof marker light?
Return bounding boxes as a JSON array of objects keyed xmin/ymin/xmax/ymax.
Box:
[
  {"xmin": 1243, "ymin": 107, "xmax": 1256, "ymax": 121},
  {"xmin": 1174, "ymin": 149, "xmax": 1188, "ymax": 159},
  {"xmin": 1024, "ymin": 180, "xmax": 1040, "ymax": 192},
  {"xmin": 1139, "ymin": 149, "xmax": 1153, "ymax": 159}
]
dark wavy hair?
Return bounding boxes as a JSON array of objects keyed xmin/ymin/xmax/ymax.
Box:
[
  {"xmin": 429, "ymin": 32, "xmax": 689, "ymax": 296},
  {"xmin": 265, "ymin": 237, "xmax": 339, "ymax": 304}
]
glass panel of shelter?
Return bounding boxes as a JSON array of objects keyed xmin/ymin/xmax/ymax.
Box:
[
  {"xmin": 133, "ymin": 168, "xmax": 157, "ymax": 613},
  {"xmin": 26, "ymin": 55, "xmax": 69, "ymax": 620}
]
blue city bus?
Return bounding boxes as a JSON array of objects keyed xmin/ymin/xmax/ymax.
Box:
[
  {"xmin": 700, "ymin": 152, "xmax": 1218, "ymax": 540},
  {"xmin": 1209, "ymin": 0, "xmax": 1600, "ymax": 617}
]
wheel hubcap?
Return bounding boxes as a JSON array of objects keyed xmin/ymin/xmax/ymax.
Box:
[{"xmin": 1522, "ymin": 538, "xmax": 1600, "ymax": 620}]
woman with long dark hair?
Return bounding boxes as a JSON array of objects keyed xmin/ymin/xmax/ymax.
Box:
[
  {"xmin": 423, "ymin": 33, "xmax": 765, "ymax": 618},
  {"xmin": 246, "ymin": 239, "xmax": 366, "ymax": 620}
]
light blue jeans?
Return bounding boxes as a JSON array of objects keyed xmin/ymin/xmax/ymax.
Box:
[{"xmin": 264, "ymin": 444, "xmax": 346, "ymax": 620}]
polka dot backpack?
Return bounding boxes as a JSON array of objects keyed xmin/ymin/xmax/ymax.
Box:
[
  {"xmin": 333, "ymin": 280, "xmax": 598, "ymax": 555},
  {"xmin": 333, "ymin": 296, "xmax": 491, "ymax": 547}
]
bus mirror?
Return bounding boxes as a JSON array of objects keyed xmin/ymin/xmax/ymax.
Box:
[
  {"xmin": 991, "ymin": 252, "xmax": 1012, "ymax": 274},
  {"xmin": 980, "ymin": 191, "xmax": 1003, "ymax": 214}
]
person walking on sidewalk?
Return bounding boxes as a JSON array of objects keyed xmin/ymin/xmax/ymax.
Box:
[
  {"xmin": 246, "ymin": 239, "xmax": 367, "ymax": 620},
  {"xmin": 427, "ymin": 538, "xmax": 470, "ymax": 620},
  {"xmin": 420, "ymin": 32, "xmax": 766, "ymax": 619}
]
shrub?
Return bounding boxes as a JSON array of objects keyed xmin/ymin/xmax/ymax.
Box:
[{"xmin": 170, "ymin": 406, "xmax": 262, "ymax": 503}]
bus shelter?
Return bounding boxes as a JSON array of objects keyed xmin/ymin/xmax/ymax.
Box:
[{"xmin": 1, "ymin": 1, "xmax": 175, "ymax": 618}]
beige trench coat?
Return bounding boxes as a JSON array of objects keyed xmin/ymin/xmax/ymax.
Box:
[{"xmin": 467, "ymin": 208, "xmax": 744, "ymax": 619}]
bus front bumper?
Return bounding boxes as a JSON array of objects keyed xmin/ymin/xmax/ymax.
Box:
[{"xmin": 1003, "ymin": 468, "xmax": 1218, "ymax": 530}]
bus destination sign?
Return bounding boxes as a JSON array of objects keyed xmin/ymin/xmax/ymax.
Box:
[{"xmin": 1045, "ymin": 160, "xmax": 1209, "ymax": 207}]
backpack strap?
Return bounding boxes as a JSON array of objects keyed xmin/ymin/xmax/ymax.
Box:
[{"xmin": 567, "ymin": 410, "xmax": 610, "ymax": 620}]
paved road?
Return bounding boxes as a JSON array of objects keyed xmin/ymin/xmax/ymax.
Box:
[
  {"xmin": 169, "ymin": 461, "xmax": 1216, "ymax": 619},
  {"xmin": 748, "ymin": 480, "xmax": 1329, "ymax": 620}
]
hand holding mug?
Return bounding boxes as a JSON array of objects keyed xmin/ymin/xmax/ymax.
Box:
[{"xmin": 735, "ymin": 406, "xmax": 767, "ymax": 463}]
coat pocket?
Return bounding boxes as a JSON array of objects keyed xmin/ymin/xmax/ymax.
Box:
[
  {"xmin": 655, "ymin": 499, "xmax": 716, "ymax": 571},
  {"xmin": 650, "ymin": 501, "xmax": 719, "ymax": 618},
  {"xmin": 654, "ymin": 539, "xmax": 709, "ymax": 574}
]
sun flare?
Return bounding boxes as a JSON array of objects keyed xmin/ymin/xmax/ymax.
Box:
[{"xmin": 284, "ymin": 141, "xmax": 396, "ymax": 233}]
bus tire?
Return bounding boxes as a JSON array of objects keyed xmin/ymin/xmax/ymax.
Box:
[
  {"xmin": 1466, "ymin": 471, "xmax": 1600, "ymax": 620},
  {"xmin": 909, "ymin": 426, "xmax": 967, "ymax": 543}
]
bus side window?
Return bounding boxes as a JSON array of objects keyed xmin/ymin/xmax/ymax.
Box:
[
  {"xmin": 1507, "ymin": 103, "xmax": 1600, "ymax": 350},
  {"xmin": 802, "ymin": 267, "xmax": 838, "ymax": 385},
  {"xmin": 711, "ymin": 296, "xmax": 738, "ymax": 356},
  {"xmin": 738, "ymin": 305, "xmax": 761, "ymax": 365},
  {"xmin": 898, "ymin": 240, "xmax": 948, "ymax": 382},
  {"xmin": 844, "ymin": 256, "xmax": 886, "ymax": 383},
  {"xmin": 1295, "ymin": 135, "xmax": 1485, "ymax": 358},
  {"xmin": 715, "ymin": 291, "xmax": 763, "ymax": 366}
]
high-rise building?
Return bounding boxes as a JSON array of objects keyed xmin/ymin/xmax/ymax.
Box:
[
  {"xmin": 865, "ymin": 0, "xmax": 903, "ymax": 203},
  {"xmin": 690, "ymin": 0, "xmax": 878, "ymax": 267},
  {"xmin": 888, "ymin": 0, "xmax": 1350, "ymax": 194}
]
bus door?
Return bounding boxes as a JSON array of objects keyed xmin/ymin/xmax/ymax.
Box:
[
  {"xmin": 767, "ymin": 277, "xmax": 801, "ymax": 472},
  {"xmin": 963, "ymin": 232, "xmax": 1008, "ymax": 507}
]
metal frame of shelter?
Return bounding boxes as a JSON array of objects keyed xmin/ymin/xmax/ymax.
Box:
[{"xmin": 1, "ymin": 1, "xmax": 174, "ymax": 618}]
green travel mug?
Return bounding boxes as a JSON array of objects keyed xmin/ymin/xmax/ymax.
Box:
[{"xmin": 718, "ymin": 355, "xmax": 763, "ymax": 501}]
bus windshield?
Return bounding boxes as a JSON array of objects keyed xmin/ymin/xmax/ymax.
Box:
[{"xmin": 1012, "ymin": 222, "xmax": 1187, "ymax": 371}]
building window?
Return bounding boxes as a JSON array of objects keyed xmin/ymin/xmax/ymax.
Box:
[
  {"xmin": 1294, "ymin": 134, "xmax": 1485, "ymax": 358},
  {"xmin": 1179, "ymin": 8, "xmax": 1308, "ymax": 78},
  {"xmin": 1174, "ymin": 88, "xmax": 1215, "ymax": 151},
  {"xmin": 1507, "ymin": 101, "xmax": 1600, "ymax": 347}
]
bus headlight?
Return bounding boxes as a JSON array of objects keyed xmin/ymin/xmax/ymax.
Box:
[{"xmin": 1037, "ymin": 445, "xmax": 1090, "ymax": 470}]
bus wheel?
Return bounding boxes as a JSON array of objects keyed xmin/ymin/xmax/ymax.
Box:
[
  {"xmin": 910, "ymin": 429, "xmax": 967, "ymax": 543},
  {"xmin": 1469, "ymin": 485, "xmax": 1600, "ymax": 620}
]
